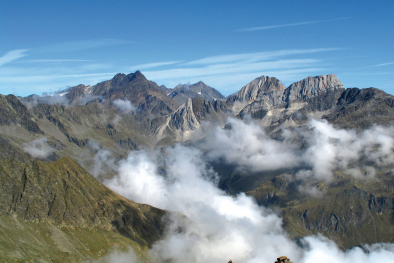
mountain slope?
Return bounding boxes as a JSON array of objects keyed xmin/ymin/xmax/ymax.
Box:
[
  {"xmin": 93, "ymin": 71, "xmax": 179, "ymax": 117},
  {"xmin": 323, "ymin": 87, "xmax": 394, "ymax": 129},
  {"xmin": 0, "ymin": 94, "xmax": 43, "ymax": 134},
  {"xmin": 157, "ymin": 97, "xmax": 230, "ymax": 143},
  {"xmin": 246, "ymin": 168, "xmax": 394, "ymax": 249},
  {"xmin": 64, "ymin": 84, "xmax": 94, "ymax": 105},
  {"xmin": 0, "ymin": 156, "xmax": 167, "ymax": 262},
  {"xmin": 0, "ymin": 93, "xmax": 171, "ymax": 182},
  {"xmin": 168, "ymin": 81, "xmax": 225, "ymax": 105}
]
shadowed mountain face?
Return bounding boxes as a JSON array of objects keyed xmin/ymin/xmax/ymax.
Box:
[
  {"xmin": 324, "ymin": 87, "xmax": 394, "ymax": 129},
  {"xmin": 93, "ymin": 71, "xmax": 179, "ymax": 117},
  {"xmin": 0, "ymin": 94, "xmax": 43, "ymax": 134},
  {"xmin": 167, "ymin": 81, "xmax": 226, "ymax": 105}
]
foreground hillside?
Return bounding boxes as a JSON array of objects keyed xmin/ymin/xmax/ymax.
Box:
[{"xmin": 0, "ymin": 157, "xmax": 166, "ymax": 262}]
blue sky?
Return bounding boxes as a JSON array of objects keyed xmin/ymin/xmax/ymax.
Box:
[{"xmin": 1, "ymin": 0, "xmax": 393, "ymax": 96}]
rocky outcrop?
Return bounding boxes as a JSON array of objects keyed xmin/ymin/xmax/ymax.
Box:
[
  {"xmin": 233, "ymin": 74, "xmax": 394, "ymax": 132},
  {"xmin": 228, "ymin": 76, "xmax": 286, "ymax": 103},
  {"xmin": 64, "ymin": 84, "xmax": 94, "ymax": 105},
  {"xmin": 169, "ymin": 98, "xmax": 201, "ymax": 132},
  {"xmin": 275, "ymin": 256, "xmax": 293, "ymax": 263},
  {"xmin": 237, "ymin": 74, "xmax": 346, "ymax": 132},
  {"xmin": 0, "ymin": 94, "xmax": 43, "ymax": 134},
  {"xmin": 159, "ymin": 73, "xmax": 388, "ymax": 139},
  {"xmin": 286, "ymin": 74, "xmax": 344, "ymax": 102},
  {"xmin": 157, "ymin": 97, "xmax": 230, "ymax": 142},
  {"xmin": 239, "ymin": 74, "xmax": 344, "ymax": 111},
  {"xmin": 227, "ymin": 76, "xmax": 286, "ymax": 114},
  {"xmin": 168, "ymin": 81, "xmax": 225, "ymax": 105},
  {"xmin": 323, "ymin": 87, "xmax": 394, "ymax": 129}
]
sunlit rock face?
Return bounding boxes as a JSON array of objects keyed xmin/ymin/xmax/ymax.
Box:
[
  {"xmin": 275, "ymin": 256, "xmax": 294, "ymax": 263},
  {"xmin": 158, "ymin": 73, "xmax": 394, "ymax": 141},
  {"xmin": 238, "ymin": 74, "xmax": 346, "ymax": 133},
  {"xmin": 227, "ymin": 75, "xmax": 286, "ymax": 114}
]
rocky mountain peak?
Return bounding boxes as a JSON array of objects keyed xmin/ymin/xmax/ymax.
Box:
[
  {"xmin": 229, "ymin": 75, "xmax": 286, "ymax": 103},
  {"xmin": 287, "ymin": 74, "xmax": 344, "ymax": 101},
  {"xmin": 64, "ymin": 84, "xmax": 94, "ymax": 105},
  {"xmin": 110, "ymin": 73, "xmax": 127, "ymax": 85},
  {"xmin": 125, "ymin": 70, "xmax": 145, "ymax": 82},
  {"xmin": 109, "ymin": 71, "xmax": 147, "ymax": 87},
  {"xmin": 168, "ymin": 81, "xmax": 225, "ymax": 104},
  {"xmin": 90, "ymin": 71, "xmax": 179, "ymax": 116}
]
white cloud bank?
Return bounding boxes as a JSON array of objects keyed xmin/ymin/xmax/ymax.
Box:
[
  {"xmin": 23, "ymin": 137, "xmax": 54, "ymax": 158},
  {"xmin": 88, "ymin": 140, "xmax": 116, "ymax": 178},
  {"xmin": 112, "ymin": 99, "xmax": 137, "ymax": 114},
  {"xmin": 202, "ymin": 118, "xmax": 394, "ymax": 182},
  {"xmin": 0, "ymin": 49, "xmax": 29, "ymax": 67},
  {"xmin": 100, "ymin": 118, "xmax": 394, "ymax": 262}
]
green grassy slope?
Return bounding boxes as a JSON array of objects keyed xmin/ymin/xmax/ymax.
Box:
[{"xmin": 0, "ymin": 157, "xmax": 167, "ymax": 262}]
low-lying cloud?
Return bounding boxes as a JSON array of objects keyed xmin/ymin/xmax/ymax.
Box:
[
  {"xmin": 110, "ymin": 114, "xmax": 122, "ymax": 126},
  {"xmin": 112, "ymin": 99, "xmax": 137, "ymax": 114},
  {"xmin": 100, "ymin": 140, "xmax": 394, "ymax": 262},
  {"xmin": 88, "ymin": 140, "xmax": 116, "ymax": 178},
  {"xmin": 20, "ymin": 94, "xmax": 70, "ymax": 109},
  {"xmin": 201, "ymin": 117, "xmax": 394, "ymax": 182},
  {"xmin": 96, "ymin": 118, "xmax": 394, "ymax": 262},
  {"xmin": 23, "ymin": 137, "xmax": 55, "ymax": 158}
]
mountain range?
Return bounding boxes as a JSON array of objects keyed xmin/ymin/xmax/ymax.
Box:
[{"xmin": 1, "ymin": 71, "xmax": 394, "ymax": 261}]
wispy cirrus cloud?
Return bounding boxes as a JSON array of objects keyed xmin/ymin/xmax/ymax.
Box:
[
  {"xmin": 146, "ymin": 59, "xmax": 320, "ymax": 79},
  {"xmin": 184, "ymin": 48, "xmax": 340, "ymax": 65},
  {"xmin": 20, "ymin": 59, "xmax": 95, "ymax": 63},
  {"xmin": 143, "ymin": 48, "xmax": 339, "ymax": 94},
  {"xmin": 369, "ymin": 62, "xmax": 394, "ymax": 67},
  {"xmin": 40, "ymin": 39, "xmax": 131, "ymax": 53},
  {"xmin": 0, "ymin": 66, "xmax": 117, "ymax": 95},
  {"xmin": 130, "ymin": 61, "xmax": 182, "ymax": 71},
  {"xmin": 0, "ymin": 47, "xmax": 340, "ymax": 97},
  {"xmin": 0, "ymin": 72, "xmax": 117, "ymax": 83},
  {"xmin": 0, "ymin": 49, "xmax": 29, "ymax": 67},
  {"xmin": 240, "ymin": 17, "xmax": 350, "ymax": 32}
]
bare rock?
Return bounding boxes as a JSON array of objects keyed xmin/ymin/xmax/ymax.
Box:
[{"xmin": 275, "ymin": 256, "xmax": 293, "ymax": 263}]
